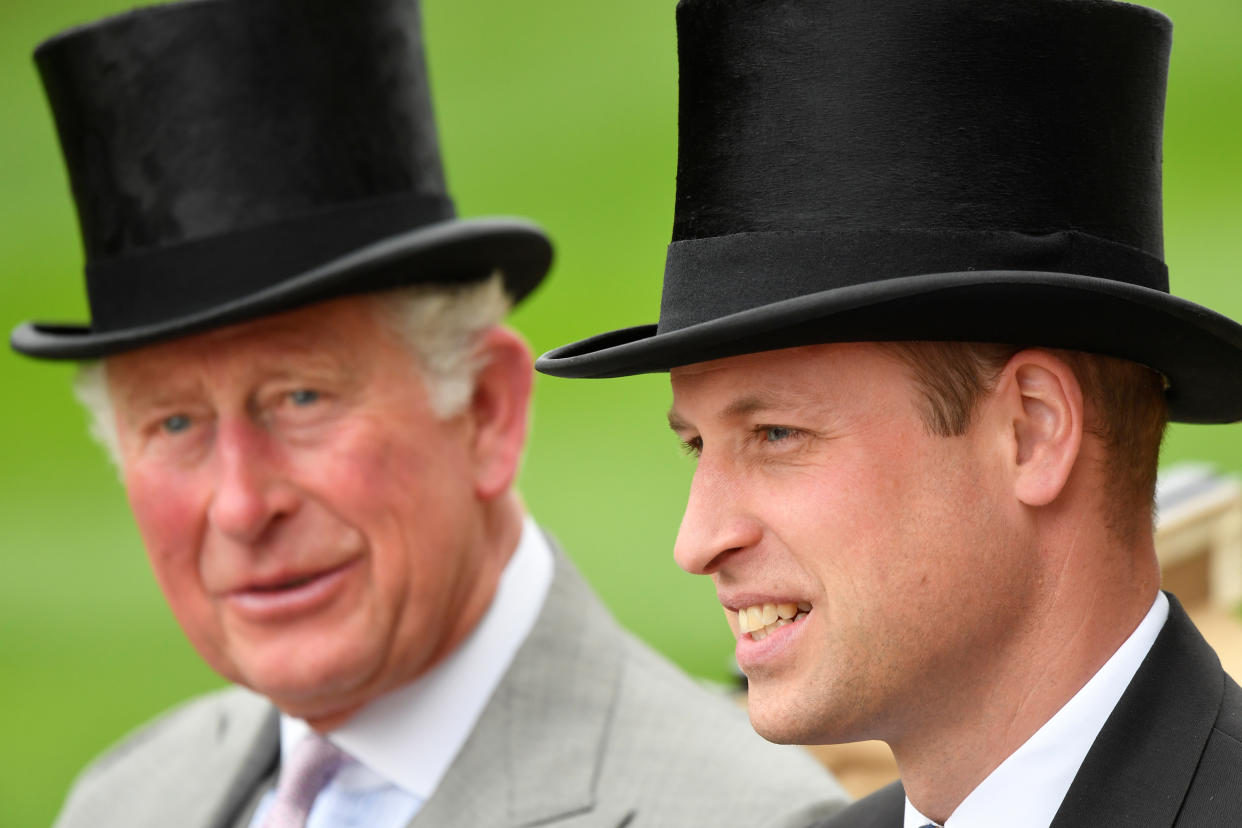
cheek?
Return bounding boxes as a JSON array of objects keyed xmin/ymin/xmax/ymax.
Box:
[
  {"xmin": 773, "ymin": 445, "xmax": 945, "ymax": 588},
  {"xmin": 305, "ymin": 413, "xmax": 465, "ymax": 501},
  {"xmin": 771, "ymin": 456, "xmax": 896, "ymax": 541},
  {"xmin": 122, "ymin": 466, "xmax": 234, "ymax": 671},
  {"xmin": 124, "ymin": 466, "xmax": 206, "ymax": 576},
  {"xmin": 304, "ymin": 426, "xmax": 471, "ymax": 575}
]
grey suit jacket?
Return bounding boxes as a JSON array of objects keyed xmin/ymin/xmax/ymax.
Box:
[
  {"xmin": 55, "ymin": 546, "xmax": 847, "ymax": 828},
  {"xmin": 813, "ymin": 594, "xmax": 1242, "ymax": 827}
]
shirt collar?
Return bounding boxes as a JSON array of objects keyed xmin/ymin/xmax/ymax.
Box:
[
  {"xmin": 280, "ymin": 514, "xmax": 554, "ymax": 800},
  {"xmin": 904, "ymin": 591, "xmax": 1169, "ymax": 828}
]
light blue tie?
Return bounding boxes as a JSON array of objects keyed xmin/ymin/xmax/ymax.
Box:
[{"xmin": 259, "ymin": 734, "xmax": 346, "ymax": 828}]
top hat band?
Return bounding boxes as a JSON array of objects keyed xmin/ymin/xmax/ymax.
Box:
[
  {"xmin": 659, "ymin": 228, "xmax": 1168, "ymax": 333},
  {"xmin": 85, "ymin": 191, "xmax": 454, "ymax": 332}
]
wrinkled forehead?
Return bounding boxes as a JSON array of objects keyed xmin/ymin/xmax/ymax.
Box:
[
  {"xmin": 103, "ymin": 295, "xmax": 393, "ymax": 397},
  {"xmin": 671, "ymin": 341, "xmax": 901, "ymax": 386},
  {"xmin": 668, "ymin": 342, "xmax": 907, "ymax": 420}
]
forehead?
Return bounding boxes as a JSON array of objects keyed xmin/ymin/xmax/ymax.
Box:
[
  {"xmin": 669, "ymin": 342, "xmax": 907, "ymax": 407},
  {"xmin": 105, "ymin": 296, "xmax": 393, "ymax": 394}
]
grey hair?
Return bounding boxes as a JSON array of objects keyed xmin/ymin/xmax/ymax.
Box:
[
  {"xmin": 73, "ymin": 360, "xmax": 121, "ymax": 465},
  {"xmin": 72, "ymin": 272, "xmax": 512, "ymax": 465},
  {"xmin": 373, "ymin": 271, "xmax": 511, "ymax": 417}
]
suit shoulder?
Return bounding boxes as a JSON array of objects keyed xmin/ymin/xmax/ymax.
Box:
[
  {"xmin": 601, "ymin": 628, "xmax": 849, "ymax": 826},
  {"xmin": 1170, "ymin": 673, "xmax": 1242, "ymax": 826},
  {"xmin": 54, "ymin": 686, "xmax": 274, "ymax": 828},
  {"xmin": 69, "ymin": 685, "xmax": 267, "ymax": 781},
  {"xmin": 1213, "ymin": 670, "xmax": 1242, "ymax": 743}
]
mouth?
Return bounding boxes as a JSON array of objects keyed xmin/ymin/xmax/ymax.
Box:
[
  {"xmin": 238, "ymin": 558, "xmax": 356, "ymax": 593},
  {"xmin": 247, "ymin": 572, "xmax": 327, "ymax": 592},
  {"xmin": 224, "ymin": 559, "xmax": 359, "ymax": 621},
  {"xmin": 735, "ymin": 602, "xmax": 811, "ymax": 641}
]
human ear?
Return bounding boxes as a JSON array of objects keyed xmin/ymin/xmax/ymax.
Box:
[
  {"xmin": 466, "ymin": 326, "xmax": 533, "ymax": 500},
  {"xmin": 1002, "ymin": 350, "xmax": 1084, "ymax": 507}
]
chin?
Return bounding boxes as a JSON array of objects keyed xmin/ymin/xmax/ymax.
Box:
[
  {"xmin": 236, "ymin": 642, "xmax": 379, "ymax": 710},
  {"xmin": 746, "ymin": 678, "xmax": 863, "ymax": 747},
  {"xmin": 750, "ymin": 707, "xmax": 860, "ymax": 748},
  {"xmin": 745, "ymin": 686, "xmax": 809, "ymax": 745},
  {"xmin": 748, "ymin": 715, "xmax": 813, "ymax": 746}
]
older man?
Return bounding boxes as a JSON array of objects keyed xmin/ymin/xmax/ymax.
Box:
[
  {"xmin": 538, "ymin": 0, "xmax": 1242, "ymax": 825},
  {"xmin": 9, "ymin": 1, "xmax": 847, "ymax": 826}
]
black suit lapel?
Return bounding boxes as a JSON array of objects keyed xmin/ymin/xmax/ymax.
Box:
[{"xmin": 1050, "ymin": 595, "xmax": 1223, "ymax": 828}]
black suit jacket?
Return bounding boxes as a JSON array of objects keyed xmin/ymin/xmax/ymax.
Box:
[{"xmin": 813, "ymin": 594, "xmax": 1242, "ymax": 827}]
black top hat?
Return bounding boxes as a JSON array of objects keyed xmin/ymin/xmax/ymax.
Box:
[
  {"xmin": 537, "ymin": 0, "xmax": 1242, "ymax": 424},
  {"xmin": 10, "ymin": 0, "xmax": 552, "ymax": 360}
]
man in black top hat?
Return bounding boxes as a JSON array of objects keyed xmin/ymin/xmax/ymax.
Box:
[
  {"xmin": 538, "ymin": 0, "xmax": 1242, "ymax": 825},
  {"xmin": 9, "ymin": 1, "xmax": 848, "ymax": 826}
]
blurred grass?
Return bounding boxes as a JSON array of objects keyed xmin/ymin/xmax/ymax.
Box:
[{"xmin": 1, "ymin": 0, "xmax": 1240, "ymax": 824}]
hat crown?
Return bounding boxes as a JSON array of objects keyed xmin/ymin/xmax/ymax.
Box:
[
  {"xmin": 36, "ymin": 0, "xmax": 449, "ymax": 262},
  {"xmin": 673, "ymin": 0, "xmax": 1171, "ymax": 258},
  {"xmin": 536, "ymin": 0, "xmax": 1242, "ymax": 425},
  {"xmin": 12, "ymin": 0, "xmax": 553, "ymax": 360}
]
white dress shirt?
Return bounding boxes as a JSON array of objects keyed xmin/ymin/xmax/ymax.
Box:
[
  {"xmin": 904, "ymin": 591, "xmax": 1169, "ymax": 828},
  {"xmin": 249, "ymin": 515, "xmax": 554, "ymax": 828}
]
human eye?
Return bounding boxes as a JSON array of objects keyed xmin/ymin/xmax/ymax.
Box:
[
  {"xmin": 754, "ymin": 424, "xmax": 803, "ymax": 447},
  {"xmin": 287, "ymin": 389, "xmax": 320, "ymax": 407},
  {"xmin": 161, "ymin": 413, "xmax": 193, "ymax": 435},
  {"xmin": 267, "ymin": 384, "xmax": 335, "ymax": 431},
  {"xmin": 140, "ymin": 409, "xmax": 210, "ymax": 460}
]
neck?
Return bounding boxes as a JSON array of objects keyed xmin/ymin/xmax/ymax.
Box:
[{"xmin": 892, "ymin": 526, "xmax": 1160, "ymax": 823}]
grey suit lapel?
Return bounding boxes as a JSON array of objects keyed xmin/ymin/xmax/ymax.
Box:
[
  {"xmin": 411, "ymin": 543, "xmax": 624, "ymax": 827},
  {"xmin": 1050, "ymin": 594, "xmax": 1223, "ymax": 828},
  {"xmin": 53, "ymin": 687, "xmax": 278, "ymax": 828},
  {"xmin": 191, "ymin": 690, "xmax": 279, "ymax": 828},
  {"xmin": 812, "ymin": 781, "xmax": 904, "ymax": 828}
]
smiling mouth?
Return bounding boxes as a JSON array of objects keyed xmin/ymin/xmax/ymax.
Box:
[
  {"xmin": 223, "ymin": 559, "xmax": 358, "ymax": 621},
  {"xmin": 735, "ymin": 602, "xmax": 812, "ymax": 641},
  {"xmin": 236, "ymin": 558, "xmax": 356, "ymax": 596},
  {"xmin": 249, "ymin": 573, "xmax": 321, "ymax": 592}
]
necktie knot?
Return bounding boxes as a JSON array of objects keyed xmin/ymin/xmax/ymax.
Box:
[{"xmin": 259, "ymin": 734, "xmax": 347, "ymax": 828}]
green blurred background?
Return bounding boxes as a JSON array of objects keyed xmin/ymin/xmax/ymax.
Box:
[{"xmin": 1, "ymin": 0, "xmax": 1239, "ymax": 823}]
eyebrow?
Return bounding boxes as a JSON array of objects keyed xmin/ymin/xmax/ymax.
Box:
[
  {"xmin": 720, "ymin": 395, "xmax": 776, "ymax": 420},
  {"xmin": 667, "ymin": 393, "xmax": 808, "ymax": 433},
  {"xmin": 108, "ymin": 374, "xmax": 197, "ymax": 410}
]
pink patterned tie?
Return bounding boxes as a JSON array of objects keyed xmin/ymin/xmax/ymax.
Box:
[{"xmin": 259, "ymin": 734, "xmax": 346, "ymax": 828}]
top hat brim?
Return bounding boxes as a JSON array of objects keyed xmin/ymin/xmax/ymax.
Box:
[
  {"xmin": 535, "ymin": 271, "xmax": 1242, "ymax": 425},
  {"xmin": 11, "ymin": 216, "xmax": 552, "ymax": 361}
]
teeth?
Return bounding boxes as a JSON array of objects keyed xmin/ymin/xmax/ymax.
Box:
[{"xmin": 735, "ymin": 602, "xmax": 811, "ymax": 640}]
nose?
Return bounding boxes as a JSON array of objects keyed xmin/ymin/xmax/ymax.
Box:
[
  {"xmin": 673, "ymin": 458, "xmax": 761, "ymax": 575},
  {"xmin": 207, "ymin": 418, "xmax": 299, "ymax": 545}
]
